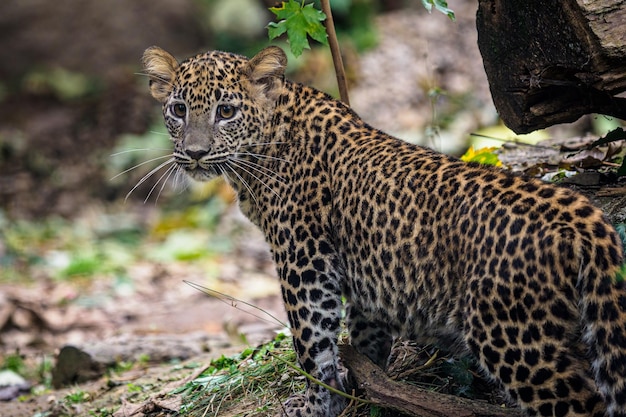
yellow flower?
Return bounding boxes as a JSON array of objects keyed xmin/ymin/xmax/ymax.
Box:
[{"xmin": 460, "ymin": 146, "xmax": 502, "ymax": 167}]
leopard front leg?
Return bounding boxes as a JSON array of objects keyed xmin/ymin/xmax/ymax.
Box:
[{"xmin": 277, "ymin": 260, "xmax": 347, "ymax": 417}]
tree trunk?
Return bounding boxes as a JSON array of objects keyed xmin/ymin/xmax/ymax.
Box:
[{"xmin": 476, "ymin": 0, "xmax": 626, "ymax": 133}]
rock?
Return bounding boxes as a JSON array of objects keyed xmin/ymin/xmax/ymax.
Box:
[
  {"xmin": 0, "ymin": 369, "xmax": 31, "ymax": 401},
  {"xmin": 51, "ymin": 345, "xmax": 105, "ymax": 389},
  {"xmin": 51, "ymin": 333, "xmax": 213, "ymax": 388}
]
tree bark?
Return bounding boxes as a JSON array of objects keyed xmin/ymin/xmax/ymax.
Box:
[
  {"xmin": 476, "ymin": 0, "xmax": 626, "ymax": 134},
  {"xmin": 340, "ymin": 345, "xmax": 524, "ymax": 417}
]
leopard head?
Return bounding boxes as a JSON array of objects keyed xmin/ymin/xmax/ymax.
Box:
[{"xmin": 142, "ymin": 46, "xmax": 287, "ymax": 181}]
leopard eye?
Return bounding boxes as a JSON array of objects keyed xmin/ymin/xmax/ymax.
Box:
[
  {"xmin": 217, "ymin": 104, "xmax": 236, "ymax": 120},
  {"xmin": 172, "ymin": 103, "xmax": 187, "ymax": 118}
]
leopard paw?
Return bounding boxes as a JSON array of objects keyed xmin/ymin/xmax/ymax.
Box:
[
  {"xmin": 276, "ymin": 394, "xmax": 308, "ymax": 417},
  {"xmin": 277, "ymin": 392, "xmax": 346, "ymax": 417}
]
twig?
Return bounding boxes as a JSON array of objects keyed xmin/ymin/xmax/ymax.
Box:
[
  {"xmin": 183, "ymin": 280, "xmax": 288, "ymax": 328},
  {"xmin": 321, "ymin": 0, "xmax": 350, "ymax": 105},
  {"xmin": 268, "ymin": 351, "xmax": 371, "ymax": 405}
]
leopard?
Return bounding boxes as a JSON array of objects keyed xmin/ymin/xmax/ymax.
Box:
[{"xmin": 141, "ymin": 45, "xmax": 626, "ymax": 417}]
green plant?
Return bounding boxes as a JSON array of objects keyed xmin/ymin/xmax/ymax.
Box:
[
  {"xmin": 1, "ymin": 353, "xmax": 25, "ymax": 374},
  {"xmin": 421, "ymin": 0, "xmax": 455, "ymax": 20},
  {"xmin": 64, "ymin": 389, "xmax": 90, "ymax": 404},
  {"xmin": 126, "ymin": 382, "xmax": 144, "ymax": 393},
  {"xmin": 268, "ymin": 0, "xmax": 455, "ymax": 56},
  {"xmin": 460, "ymin": 146, "xmax": 502, "ymax": 166},
  {"xmin": 268, "ymin": 0, "xmax": 351, "ymax": 104},
  {"xmin": 266, "ymin": 0, "xmax": 456, "ymax": 106},
  {"xmin": 37, "ymin": 355, "xmax": 54, "ymax": 389},
  {"xmin": 268, "ymin": 0, "xmax": 328, "ymax": 57},
  {"xmin": 113, "ymin": 360, "xmax": 135, "ymax": 374},
  {"xmin": 178, "ymin": 333, "xmax": 301, "ymax": 415},
  {"xmin": 88, "ymin": 408, "xmax": 116, "ymax": 417}
]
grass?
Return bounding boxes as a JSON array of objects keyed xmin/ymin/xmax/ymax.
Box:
[
  {"xmin": 176, "ymin": 332, "xmax": 305, "ymax": 416},
  {"xmin": 171, "ymin": 331, "xmax": 504, "ymax": 417}
]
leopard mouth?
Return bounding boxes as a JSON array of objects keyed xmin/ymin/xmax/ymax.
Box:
[
  {"xmin": 174, "ymin": 152, "xmax": 228, "ymax": 181},
  {"xmin": 185, "ymin": 167, "xmax": 218, "ymax": 181},
  {"xmin": 178, "ymin": 160, "xmax": 220, "ymax": 181}
]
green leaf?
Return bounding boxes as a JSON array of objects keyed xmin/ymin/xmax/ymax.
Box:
[
  {"xmin": 421, "ymin": 0, "xmax": 456, "ymax": 21},
  {"xmin": 267, "ymin": 21, "xmax": 287, "ymax": 40},
  {"xmin": 268, "ymin": 0, "xmax": 328, "ymax": 57}
]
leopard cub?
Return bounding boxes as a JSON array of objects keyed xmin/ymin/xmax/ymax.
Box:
[{"xmin": 142, "ymin": 45, "xmax": 626, "ymax": 417}]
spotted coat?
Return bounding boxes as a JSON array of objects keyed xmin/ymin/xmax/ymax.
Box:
[{"xmin": 142, "ymin": 46, "xmax": 626, "ymax": 417}]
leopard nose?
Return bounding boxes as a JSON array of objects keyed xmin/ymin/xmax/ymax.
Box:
[{"xmin": 185, "ymin": 149, "xmax": 209, "ymax": 161}]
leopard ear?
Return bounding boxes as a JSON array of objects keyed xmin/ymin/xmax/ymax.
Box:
[
  {"xmin": 142, "ymin": 46, "xmax": 179, "ymax": 103},
  {"xmin": 244, "ymin": 46, "xmax": 287, "ymax": 100}
]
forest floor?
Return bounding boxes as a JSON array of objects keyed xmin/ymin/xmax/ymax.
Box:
[
  {"xmin": 1, "ymin": 201, "xmax": 288, "ymax": 416},
  {"xmin": 1, "ymin": 1, "xmax": 623, "ymax": 416}
]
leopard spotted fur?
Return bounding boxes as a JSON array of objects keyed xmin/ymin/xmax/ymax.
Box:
[{"xmin": 142, "ymin": 45, "xmax": 626, "ymax": 417}]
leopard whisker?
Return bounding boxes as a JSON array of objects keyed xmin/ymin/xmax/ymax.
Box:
[
  {"xmin": 232, "ymin": 156, "xmax": 287, "ymax": 183},
  {"xmin": 145, "ymin": 163, "xmax": 176, "ymax": 204},
  {"xmin": 134, "ymin": 71, "xmax": 175, "ymax": 90},
  {"xmin": 148, "ymin": 130, "xmax": 171, "ymax": 136},
  {"xmin": 228, "ymin": 158, "xmax": 283, "ymax": 202},
  {"xmin": 153, "ymin": 163, "xmax": 179, "ymax": 203},
  {"xmin": 238, "ymin": 141, "xmax": 288, "ymax": 148},
  {"xmin": 224, "ymin": 160, "xmax": 259, "ymax": 206},
  {"xmin": 109, "ymin": 153, "xmax": 174, "ymax": 181},
  {"xmin": 237, "ymin": 151, "xmax": 291, "ymax": 165},
  {"xmin": 215, "ymin": 163, "xmax": 230, "ymax": 187},
  {"xmin": 110, "ymin": 148, "xmax": 172, "ymax": 157},
  {"xmin": 172, "ymin": 165, "xmax": 188, "ymax": 193},
  {"xmin": 124, "ymin": 157, "xmax": 175, "ymax": 202}
]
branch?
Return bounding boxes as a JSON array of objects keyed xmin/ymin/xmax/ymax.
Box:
[
  {"xmin": 320, "ymin": 0, "xmax": 350, "ymax": 105},
  {"xmin": 340, "ymin": 345, "xmax": 524, "ymax": 417}
]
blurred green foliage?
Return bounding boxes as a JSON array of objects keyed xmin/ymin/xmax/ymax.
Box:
[
  {"xmin": 460, "ymin": 146, "xmax": 502, "ymax": 166},
  {"xmin": 21, "ymin": 68, "xmax": 103, "ymax": 100},
  {"xmin": 106, "ymin": 124, "xmax": 174, "ymax": 190},
  {"xmin": 0, "ymin": 192, "xmax": 232, "ymax": 284},
  {"xmin": 1, "ymin": 353, "xmax": 25, "ymax": 374}
]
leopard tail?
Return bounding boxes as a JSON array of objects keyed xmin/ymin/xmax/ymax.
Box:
[{"xmin": 580, "ymin": 260, "xmax": 626, "ymax": 417}]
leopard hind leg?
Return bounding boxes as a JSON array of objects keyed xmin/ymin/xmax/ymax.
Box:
[
  {"xmin": 464, "ymin": 275, "xmax": 605, "ymax": 417},
  {"xmin": 346, "ymin": 303, "xmax": 393, "ymax": 368}
]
